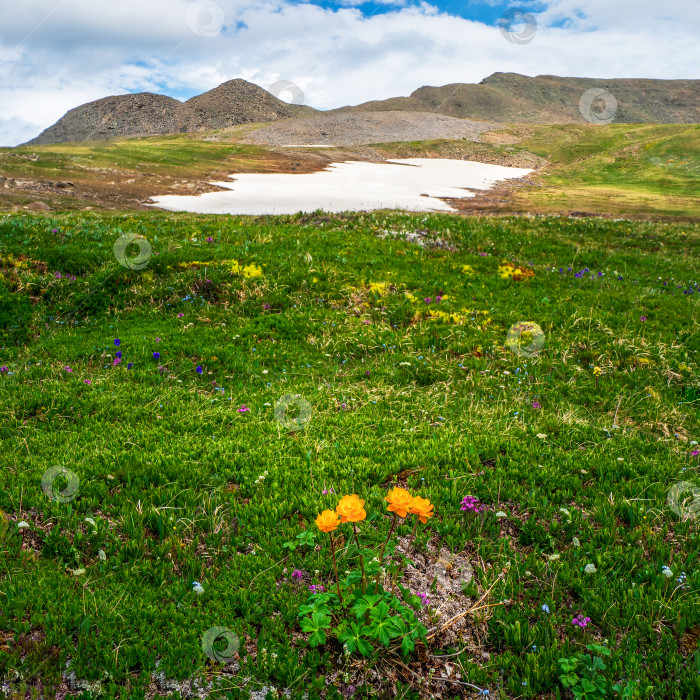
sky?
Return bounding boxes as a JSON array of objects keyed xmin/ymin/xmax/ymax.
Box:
[{"xmin": 0, "ymin": 0, "xmax": 698, "ymax": 146}]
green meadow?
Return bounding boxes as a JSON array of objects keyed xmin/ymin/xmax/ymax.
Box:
[{"xmin": 1, "ymin": 211, "xmax": 700, "ymax": 699}]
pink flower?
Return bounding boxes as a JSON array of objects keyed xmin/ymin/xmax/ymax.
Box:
[
  {"xmin": 83, "ymin": 379, "xmax": 91, "ymax": 385},
  {"xmin": 435, "ymin": 296, "xmax": 442, "ymax": 302},
  {"xmin": 322, "ymin": 487, "xmax": 335, "ymax": 495},
  {"xmin": 572, "ymin": 615, "xmax": 591, "ymax": 628},
  {"xmin": 155, "ymin": 337, "xmax": 161, "ymax": 342},
  {"xmin": 238, "ymin": 405, "xmax": 250, "ymax": 413},
  {"xmin": 640, "ymin": 316, "xmax": 647, "ymax": 322},
  {"xmin": 460, "ymin": 495, "xmax": 486, "ymax": 513},
  {"xmin": 691, "ymin": 450, "xmax": 699, "ymax": 457},
  {"xmin": 64, "ymin": 366, "xmax": 72, "ymax": 372},
  {"xmin": 206, "ymin": 237, "xmax": 214, "ymax": 242},
  {"xmin": 113, "ymin": 357, "xmax": 121, "ymax": 366},
  {"xmin": 177, "ymin": 313, "xmax": 184, "ymax": 318},
  {"xmin": 532, "ymin": 401, "xmax": 541, "ymax": 409},
  {"xmin": 424, "ymin": 297, "xmax": 432, "ymax": 304},
  {"xmin": 0, "ymin": 366, "xmax": 8, "ymax": 373},
  {"xmin": 308, "ymin": 584, "xmax": 325, "ymax": 593},
  {"xmin": 292, "ymin": 569, "xmax": 303, "ymax": 579}
]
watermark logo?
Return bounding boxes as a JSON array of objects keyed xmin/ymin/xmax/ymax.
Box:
[
  {"xmin": 667, "ymin": 481, "xmax": 700, "ymax": 521},
  {"xmin": 498, "ymin": 8, "xmax": 537, "ymax": 45},
  {"xmin": 274, "ymin": 394, "xmax": 312, "ymax": 430},
  {"xmin": 186, "ymin": 0, "xmax": 225, "ymax": 38},
  {"xmin": 505, "ymin": 322, "xmax": 545, "ymax": 357},
  {"xmin": 579, "ymin": 88, "xmax": 618, "ymax": 124},
  {"xmin": 114, "ymin": 233, "xmax": 152, "ymax": 271},
  {"xmin": 268, "ymin": 80, "xmax": 305, "ymax": 106},
  {"xmin": 41, "ymin": 466, "xmax": 80, "ymax": 503},
  {"xmin": 201, "ymin": 626, "xmax": 240, "ymax": 663}
]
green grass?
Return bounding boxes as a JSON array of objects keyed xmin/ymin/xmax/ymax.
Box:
[
  {"xmin": 1, "ymin": 211, "xmax": 700, "ymax": 699},
  {"xmin": 509, "ymin": 124, "xmax": 700, "ymax": 218}
]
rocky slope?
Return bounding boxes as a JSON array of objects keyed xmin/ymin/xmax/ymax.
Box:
[{"xmin": 23, "ymin": 80, "xmax": 316, "ymax": 145}]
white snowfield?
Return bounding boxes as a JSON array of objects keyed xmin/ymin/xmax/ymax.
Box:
[{"xmin": 149, "ymin": 158, "xmax": 533, "ymax": 215}]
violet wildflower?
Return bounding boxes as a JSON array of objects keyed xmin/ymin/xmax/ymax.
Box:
[
  {"xmin": 460, "ymin": 495, "xmax": 486, "ymax": 513},
  {"xmin": 640, "ymin": 316, "xmax": 647, "ymax": 322},
  {"xmin": 127, "ymin": 362, "xmax": 134, "ymax": 370},
  {"xmin": 0, "ymin": 366, "xmax": 8, "ymax": 373},
  {"xmin": 572, "ymin": 615, "xmax": 591, "ymax": 628},
  {"xmin": 177, "ymin": 313, "xmax": 184, "ymax": 318},
  {"xmin": 206, "ymin": 236, "xmax": 214, "ymax": 242},
  {"xmin": 292, "ymin": 569, "xmax": 303, "ymax": 579},
  {"xmin": 263, "ymin": 303, "xmax": 271, "ymax": 310},
  {"xmin": 115, "ymin": 351, "xmax": 122, "ymax": 359},
  {"xmin": 196, "ymin": 365, "xmax": 203, "ymax": 374},
  {"xmin": 238, "ymin": 405, "xmax": 250, "ymax": 413},
  {"xmin": 113, "ymin": 357, "xmax": 121, "ymax": 366},
  {"xmin": 114, "ymin": 339, "xmax": 120, "ymax": 347},
  {"xmin": 532, "ymin": 401, "xmax": 541, "ymax": 409},
  {"xmin": 424, "ymin": 297, "xmax": 432, "ymax": 304},
  {"xmin": 153, "ymin": 352, "xmax": 160, "ymax": 360},
  {"xmin": 83, "ymin": 379, "xmax": 91, "ymax": 385},
  {"xmin": 64, "ymin": 366, "xmax": 72, "ymax": 372}
]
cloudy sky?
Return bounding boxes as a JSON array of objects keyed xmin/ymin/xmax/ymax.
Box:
[{"xmin": 1, "ymin": 0, "xmax": 698, "ymax": 146}]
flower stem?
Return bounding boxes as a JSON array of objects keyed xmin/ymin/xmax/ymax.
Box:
[
  {"xmin": 392, "ymin": 517, "xmax": 420, "ymax": 592},
  {"xmin": 374, "ymin": 514, "xmax": 398, "ymax": 594},
  {"xmin": 330, "ymin": 534, "xmax": 343, "ymax": 604},
  {"xmin": 352, "ymin": 523, "xmax": 366, "ymax": 595}
]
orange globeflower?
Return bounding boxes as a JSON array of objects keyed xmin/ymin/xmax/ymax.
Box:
[
  {"xmin": 409, "ymin": 496, "xmax": 434, "ymax": 524},
  {"xmin": 315, "ymin": 509, "xmax": 340, "ymax": 533},
  {"xmin": 385, "ymin": 487, "xmax": 414, "ymax": 518},
  {"xmin": 335, "ymin": 494, "xmax": 367, "ymax": 523}
]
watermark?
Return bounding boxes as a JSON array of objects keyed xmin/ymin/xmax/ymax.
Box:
[
  {"xmin": 498, "ymin": 8, "xmax": 537, "ymax": 45},
  {"xmin": 201, "ymin": 626, "xmax": 240, "ymax": 663},
  {"xmin": 41, "ymin": 466, "xmax": 80, "ymax": 503},
  {"xmin": 186, "ymin": 0, "xmax": 225, "ymax": 38},
  {"xmin": 667, "ymin": 481, "xmax": 700, "ymax": 521},
  {"xmin": 274, "ymin": 394, "xmax": 312, "ymax": 430},
  {"xmin": 505, "ymin": 321, "xmax": 545, "ymax": 357},
  {"xmin": 579, "ymin": 88, "xmax": 617, "ymax": 125},
  {"xmin": 268, "ymin": 80, "xmax": 305, "ymax": 106},
  {"xmin": 114, "ymin": 233, "xmax": 152, "ymax": 271}
]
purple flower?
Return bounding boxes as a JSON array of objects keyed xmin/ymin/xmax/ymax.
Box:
[
  {"xmin": 196, "ymin": 366, "xmax": 203, "ymax": 374},
  {"xmin": 153, "ymin": 352, "xmax": 160, "ymax": 360},
  {"xmin": 435, "ymin": 295, "xmax": 443, "ymax": 302},
  {"xmin": 83, "ymin": 379, "xmax": 91, "ymax": 385},
  {"xmin": 0, "ymin": 366, "xmax": 8, "ymax": 373},
  {"xmin": 640, "ymin": 316, "xmax": 647, "ymax": 322},
  {"xmin": 155, "ymin": 337, "xmax": 161, "ymax": 342},
  {"xmin": 691, "ymin": 450, "xmax": 699, "ymax": 457},
  {"xmin": 64, "ymin": 366, "xmax": 72, "ymax": 372},
  {"xmin": 292, "ymin": 569, "xmax": 303, "ymax": 579},
  {"xmin": 532, "ymin": 401, "xmax": 541, "ymax": 409},
  {"xmin": 238, "ymin": 405, "xmax": 250, "ymax": 413},
  {"xmin": 52, "ymin": 228, "xmax": 58, "ymax": 233},
  {"xmin": 113, "ymin": 357, "xmax": 121, "ymax": 366},
  {"xmin": 115, "ymin": 351, "xmax": 122, "ymax": 359},
  {"xmin": 114, "ymin": 339, "xmax": 120, "ymax": 347},
  {"xmin": 206, "ymin": 236, "xmax": 214, "ymax": 242},
  {"xmin": 479, "ymin": 252, "xmax": 488, "ymax": 256},
  {"xmin": 572, "ymin": 615, "xmax": 591, "ymax": 628},
  {"xmin": 177, "ymin": 313, "xmax": 184, "ymax": 318},
  {"xmin": 127, "ymin": 362, "xmax": 134, "ymax": 370},
  {"xmin": 308, "ymin": 584, "xmax": 325, "ymax": 593},
  {"xmin": 365, "ymin": 370, "xmax": 370, "ymax": 377},
  {"xmin": 418, "ymin": 592, "xmax": 430, "ymax": 607},
  {"xmin": 263, "ymin": 303, "xmax": 271, "ymax": 310},
  {"xmin": 54, "ymin": 272, "xmax": 61, "ymax": 279},
  {"xmin": 322, "ymin": 487, "xmax": 335, "ymax": 495},
  {"xmin": 424, "ymin": 297, "xmax": 432, "ymax": 304},
  {"xmin": 460, "ymin": 495, "xmax": 486, "ymax": 513}
]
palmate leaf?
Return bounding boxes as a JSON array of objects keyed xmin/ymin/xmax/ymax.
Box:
[
  {"xmin": 337, "ymin": 621, "xmax": 373, "ymax": 657},
  {"xmin": 300, "ymin": 612, "xmax": 332, "ymax": 647},
  {"xmin": 352, "ymin": 593, "xmax": 382, "ymax": 620}
]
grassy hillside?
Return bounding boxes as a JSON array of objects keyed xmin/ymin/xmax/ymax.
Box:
[
  {"xmin": 336, "ymin": 73, "xmax": 700, "ymax": 125},
  {"xmin": 1, "ymin": 211, "xmax": 699, "ymax": 698}
]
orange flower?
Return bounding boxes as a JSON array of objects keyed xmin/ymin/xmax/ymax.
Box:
[
  {"xmin": 315, "ymin": 509, "xmax": 340, "ymax": 533},
  {"xmin": 335, "ymin": 494, "xmax": 366, "ymax": 523},
  {"xmin": 409, "ymin": 496, "xmax": 434, "ymax": 524},
  {"xmin": 385, "ymin": 487, "xmax": 414, "ymax": 518}
]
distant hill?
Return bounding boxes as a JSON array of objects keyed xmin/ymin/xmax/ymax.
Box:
[
  {"xmin": 23, "ymin": 79, "xmax": 316, "ymax": 145},
  {"xmin": 331, "ymin": 73, "xmax": 700, "ymax": 124}
]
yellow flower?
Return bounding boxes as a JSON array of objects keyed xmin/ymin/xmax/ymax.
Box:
[
  {"xmin": 593, "ymin": 366, "xmax": 602, "ymax": 377},
  {"xmin": 409, "ymin": 496, "xmax": 434, "ymax": 524},
  {"xmin": 385, "ymin": 487, "xmax": 414, "ymax": 518},
  {"xmin": 460, "ymin": 265, "xmax": 475, "ymax": 276},
  {"xmin": 335, "ymin": 494, "xmax": 367, "ymax": 523},
  {"xmin": 315, "ymin": 509, "xmax": 340, "ymax": 533},
  {"xmin": 242, "ymin": 263, "xmax": 263, "ymax": 278},
  {"xmin": 369, "ymin": 282, "xmax": 388, "ymax": 295}
]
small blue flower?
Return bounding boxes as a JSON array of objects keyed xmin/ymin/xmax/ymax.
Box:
[
  {"xmin": 127, "ymin": 362, "xmax": 133, "ymax": 370},
  {"xmin": 542, "ymin": 604, "xmax": 550, "ymax": 613},
  {"xmin": 114, "ymin": 339, "xmax": 120, "ymax": 347},
  {"xmin": 196, "ymin": 365, "xmax": 203, "ymax": 374},
  {"xmin": 153, "ymin": 352, "xmax": 160, "ymax": 360}
]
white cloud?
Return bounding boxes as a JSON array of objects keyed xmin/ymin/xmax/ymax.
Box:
[{"xmin": 0, "ymin": 0, "xmax": 697, "ymax": 146}]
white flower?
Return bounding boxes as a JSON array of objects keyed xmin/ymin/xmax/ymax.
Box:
[
  {"xmin": 617, "ymin": 457, "xmax": 624, "ymax": 461},
  {"xmin": 98, "ymin": 550, "xmax": 107, "ymax": 562},
  {"xmin": 192, "ymin": 582, "xmax": 205, "ymax": 595},
  {"xmin": 559, "ymin": 508, "xmax": 571, "ymax": 519},
  {"xmin": 17, "ymin": 521, "xmax": 30, "ymax": 529},
  {"xmin": 72, "ymin": 568, "xmax": 86, "ymax": 576},
  {"xmin": 536, "ymin": 433, "xmax": 547, "ymax": 439},
  {"xmin": 572, "ymin": 537, "xmax": 581, "ymax": 547},
  {"xmin": 85, "ymin": 517, "xmax": 96, "ymax": 528},
  {"xmin": 495, "ymin": 511, "xmax": 507, "ymax": 518},
  {"xmin": 263, "ymin": 370, "xmax": 268, "ymax": 374},
  {"xmin": 584, "ymin": 564, "xmax": 597, "ymax": 574},
  {"xmin": 661, "ymin": 566, "xmax": 673, "ymax": 578},
  {"xmin": 548, "ymin": 553, "xmax": 561, "ymax": 561}
]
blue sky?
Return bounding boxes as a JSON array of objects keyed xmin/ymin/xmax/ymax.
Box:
[{"xmin": 0, "ymin": 0, "xmax": 698, "ymax": 146}]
